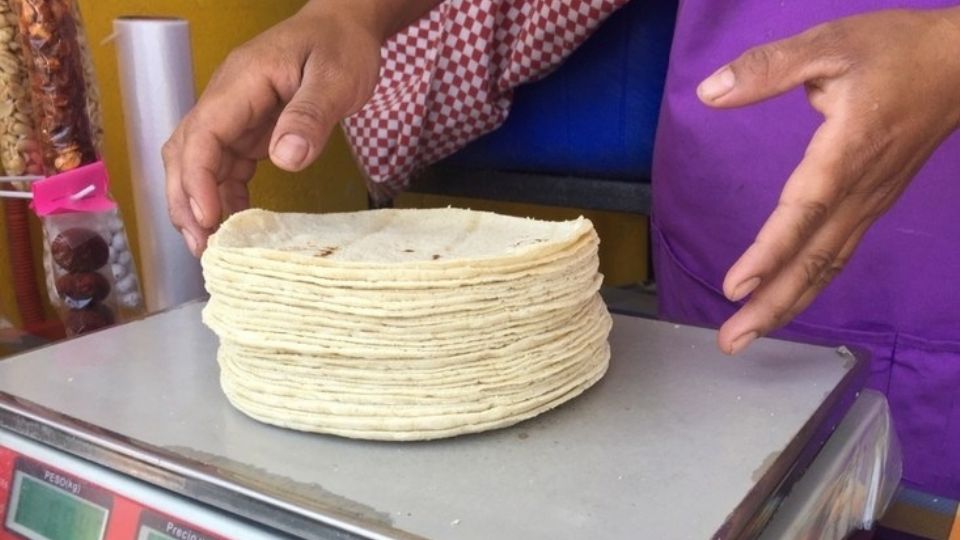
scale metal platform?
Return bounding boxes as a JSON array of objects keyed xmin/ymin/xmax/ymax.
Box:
[{"xmin": 0, "ymin": 302, "xmax": 869, "ymax": 539}]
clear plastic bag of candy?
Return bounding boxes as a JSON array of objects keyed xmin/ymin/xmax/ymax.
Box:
[{"xmin": 31, "ymin": 162, "xmax": 144, "ymax": 336}]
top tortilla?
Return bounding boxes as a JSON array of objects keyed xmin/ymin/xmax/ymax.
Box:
[{"xmin": 207, "ymin": 208, "xmax": 594, "ymax": 269}]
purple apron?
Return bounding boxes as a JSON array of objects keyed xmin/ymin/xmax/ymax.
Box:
[{"xmin": 653, "ymin": 0, "xmax": 960, "ymax": 498}]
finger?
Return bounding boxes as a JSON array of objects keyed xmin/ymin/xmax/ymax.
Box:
[
  {"xmin": 269, "ymin": 58, "xmax": 347, "ymax": 172},
  {"xmin": 162, "ymin": 129, "xmax": 186, "ymax": 228},
  {"xmin": 162, "ymin": 131, "xmax": 204, "ymax": 257},
  {"xmin": 216, "ymin": 150, "xmax": 258, "ymax": 185},
  {"xmin": 723, "ymin": 121, "xmax": 850, "ymax": 302},
  {"xmin": 179, "ymin": 128, "xmax": 229, "ymax": 232},
  {"xmin": 698, "ymin": 23, "xmax": 850, "ymax": 106},
  {"xmin": 218, "ymin": 159, "xmax": 257, "ymax": 219},
  {"xmin": 718, "ymin": 214, "xmax": 869, "ymax": 355},
  {"xmin": 234, "ymin": 119, "xmax": 276, "ymax": 163},
  {"xmin": 218, "ymin": 180, "xmax": 251, "ymax": 220},
  {"xmin": 776, "ymin": 220, "xmax": 871, "ymax": 326},
  {"xmin": 180, "ymin": 69, "xmax": 279, "ymax": 230},
  {"xmin": 165, "ymin": 165, "xmax": 206, "ymax": 256}
]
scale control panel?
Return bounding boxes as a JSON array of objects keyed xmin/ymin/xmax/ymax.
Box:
[
  {"xmin": 0, "ymin": 431, "xmax": 279, "ymax": 540},
  {"xmin": 0, "ymin": 448, "xmax": 222, "ymax": 540}
]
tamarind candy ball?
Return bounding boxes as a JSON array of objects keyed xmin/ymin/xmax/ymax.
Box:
[
  {"xmin": 51, "ymin": 227, "xmax": 109, "ymax": 272},
  {"xmin": 64, "ymin": 304, "xmax": 115, "ymax": 336},
  {"xmin": 56, "ymin": 272, "xmax": 111, "ymax": 308}
]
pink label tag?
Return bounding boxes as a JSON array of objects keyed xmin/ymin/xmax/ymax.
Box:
[{"xmin": 30, "ymin": 161, "xmax": 116, "ymax": 216}]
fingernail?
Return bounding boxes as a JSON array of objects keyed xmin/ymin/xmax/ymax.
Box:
[
  {"xmin": 730, "ymin": 277, "xmax": 762, "ymax": 302},
  {"xmin": 698, "ymin": 66, "xmax": 736, "ymax": 101},
  {"xmin": 189, "ymin": 198, "xmax": 204, "ymax": 226},
  {"xmin": 273, "ymin": 134, "xmax": 309, "ymax": 169},
  {"xmin": 182, "ymin": 229, "xmax": 199, "ymax": 256},
  {"xmin": 729, "ymin": 331, "xmax": 759, "ymax": 355}
]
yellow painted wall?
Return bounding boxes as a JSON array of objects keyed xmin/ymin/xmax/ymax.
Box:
[{"xmin": 0, "ymin": 0, "xmax": 647, "ymax": 327}]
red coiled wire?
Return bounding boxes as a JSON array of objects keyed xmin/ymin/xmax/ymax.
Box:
[{"xmin": 4, "ymin": 198, "xmax": 45, "ymax": 328}]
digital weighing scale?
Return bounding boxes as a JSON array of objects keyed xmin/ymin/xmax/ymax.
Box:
[{"xmin": 0, "ymin": 302, "xmax": 894, "ymax": 539}]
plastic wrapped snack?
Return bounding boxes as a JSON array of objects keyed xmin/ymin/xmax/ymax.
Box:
[
  {"xmin": 70, "ymin": 1, "xmax": 102, "ymax": 151},
  {"xmin": 31, "ymin": 162, "xmax": 143, "ymax": 336},
  {"xmin": 0, "ymin": 0, "xmax": 42, "ymax": 181},
  {"xmin": 14, "ymin": 0, "xmax": 96, "ymax": 172},
  {"xmin": 12, "ymin": 0, "xmax": 145, "ymax": 331}
]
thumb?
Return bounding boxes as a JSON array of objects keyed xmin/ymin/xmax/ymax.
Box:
[
  {"xmin": 697, "ymin": 24, "xmax": 849, "ymax": 108},
  {"xmin": 269, "ymin": 61, "xmax": 344, "ymax": 172}
]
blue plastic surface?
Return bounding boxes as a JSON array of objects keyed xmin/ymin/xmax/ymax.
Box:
[{"xmin": 443, "ymin": 0, "xmax": 677, "ymax": 182}]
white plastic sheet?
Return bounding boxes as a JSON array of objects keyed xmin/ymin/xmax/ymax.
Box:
[
  {"xmin": 114, "ymin": 17, "xmax": 204, "ymax": 312},
  {"xmin": 761, "ymin": 390, "xmax": 902, "ymax": 540}
]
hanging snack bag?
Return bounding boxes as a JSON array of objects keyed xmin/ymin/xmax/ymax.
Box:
[
  {"xmin": 14, "ymin": 0, "xmax": 144, "ymax": 334},
  {"xmin": 30, "ymin": 162, "xmax": 141, "ymax": 336}
]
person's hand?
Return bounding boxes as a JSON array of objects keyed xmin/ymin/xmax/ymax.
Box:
[
  {"xmin": 696, "ymin": 8, "xmax": 960, "ymax": 354},
  {"xmin": 163, "ymin": 1, "xmax": 389, "ymax": 256}
]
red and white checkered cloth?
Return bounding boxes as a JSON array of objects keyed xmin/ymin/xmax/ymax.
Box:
[{"xmin": 342, "ymin": 0, "xmax": 627, "ymax": 202}]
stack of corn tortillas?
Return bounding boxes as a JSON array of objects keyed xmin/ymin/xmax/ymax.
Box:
[{"xmin": 201, "ymin": 208, "xmax": 612, "ymax": 441}]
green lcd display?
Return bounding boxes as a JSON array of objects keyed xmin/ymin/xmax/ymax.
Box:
[
  {"xmin": 137, "ymin": 527, "xmax": 174, "ymax": 540},
  {"xmin": 5, "ymin": 472, "xmax": 108, "ymax": 540},
  {"xmin": 138, "ymin": 528, "xmax": 175, "ymax": 540}
]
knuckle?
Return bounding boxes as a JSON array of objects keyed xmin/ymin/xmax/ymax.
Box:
[
  {"xmin": 808, "ymin": 21, "xmax": 847, "ymax": 52},
  {"xmin": 233, "ymin": 160, "xmax": 257, "ymax": 183},
  {"xmin": 273, "ymin": 51, "xmax": 341, "ymax": 101},
  {"xmin": 804, "ymin": 21, "xmax": 857, "ymax": 71},
  {"xmin": 819, "ymin": 258, "xmax": 847, "ymax": 287},
  {"xmin": 273, "ymin": 66, "xmax": 302, "ymax": 100},
  {"xmin": 283, "ymin": 99, "xmax": 331, "ymax": 132},
  {"xmin": 802, "ymin": 248, "xmax": 834, "ymax": 287},
  {"xmin": 160, "ymin": 139, "xmax": 177, "ymax": 163},
  {"xmin": 739, "ymin": 46, "xmax": 778, "ymax": 80}
]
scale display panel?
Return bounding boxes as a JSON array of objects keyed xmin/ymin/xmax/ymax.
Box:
[
  {"xmin": 0, "ymin": 446, "xmax": 228, "ymax": 540},
  {"xmin": 2, "ymin": 456, "xmax": 111, "ymax": 540},
  {"xmin": 7, "ymin": 470, "xmax": 109, "ymax": 540},
  {"xmin": 135, "ymin": 508, "xmax": 222, "ymax": 540}
]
